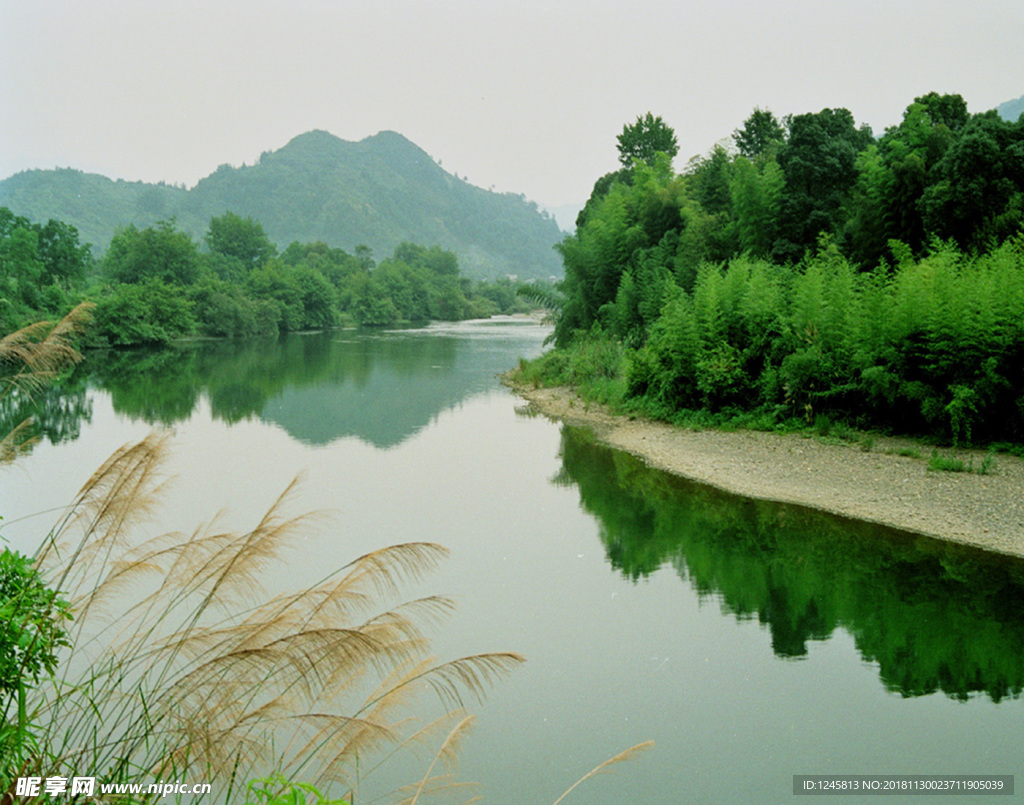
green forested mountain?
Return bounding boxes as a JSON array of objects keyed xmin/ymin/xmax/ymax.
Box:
[{"xmin": 0, "ymin": 130, "xmax": 562, "ymax": 281}]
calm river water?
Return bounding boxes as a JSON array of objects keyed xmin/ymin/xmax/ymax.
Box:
[{"xmin": 2, "ymin": 318, "xmax": 1023, "ymax": 804}]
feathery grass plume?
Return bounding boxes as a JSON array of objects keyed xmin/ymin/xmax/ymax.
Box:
[
  {"xmin": 550, "ymin": 741, "xmax": 655, "ymax": 805},
  {"xmin": 14, "ymin": 434, "xmax": 524, "ymax": 803},
  {"xmin": 402, "ymin": 714, "xmax": 476, "ymax": 805},
  {"xmin": 0, "ymin": 302, "xmax": 94, "ymax": 463}
]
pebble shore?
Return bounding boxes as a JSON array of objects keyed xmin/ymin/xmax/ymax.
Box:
[{"xmin": 510, "ymin": 383, "xmax": 1024, "ymax": 559}]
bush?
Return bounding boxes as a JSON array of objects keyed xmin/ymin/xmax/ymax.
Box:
[{"xmin": 92, "ymin": 280, "xmax": 196, "ymax": 346}]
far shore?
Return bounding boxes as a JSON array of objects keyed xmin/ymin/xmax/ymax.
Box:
[{"xmin": 506, "ymin": 381, "xmax": 1024, "ymax": 559}]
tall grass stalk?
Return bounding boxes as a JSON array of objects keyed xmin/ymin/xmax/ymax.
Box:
[
  {"xmin": 0, "ymin": 303, "xmax": 94, "ymax": 462},
  {"xmin": 4, "ymin": 433, "xmax": 523, "ymax": 803}
]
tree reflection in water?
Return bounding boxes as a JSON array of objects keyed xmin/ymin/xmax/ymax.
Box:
[{"xmin": 554, "ymin": 425, "xmax": 1024, "ymax": 702}]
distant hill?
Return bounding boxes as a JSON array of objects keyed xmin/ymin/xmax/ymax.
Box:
[
  {"xmin": 996, "ymin": 94, "xmax": 1024, "ymax": 122},
  {"xmin": 540, "ymin": 201, "xmax": 584, "ymax": 234},
  {"xmin": 0, "ymin": 130, "xmax": 563, "ymax": 281}
]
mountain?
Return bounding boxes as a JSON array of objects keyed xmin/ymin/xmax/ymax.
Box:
[
  {"xmin": 0, "ymin": 130, "xmax": 563, "ymax": 281},
  {"xmin": 539, "ymin": 201, "xmax": 584, "ymax": 233},
  {"xmin": 996, "ymin": 94, "xmax": 1024, "ymax": 122}
]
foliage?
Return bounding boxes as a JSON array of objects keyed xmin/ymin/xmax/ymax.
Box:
[
  {"xmin": 0, "ymin": 209, "xmax": 92, "ymax": 333},
  {"xmin": 544, "ymin": 98, "xmax": 1024, "ymax": 446},
  {"xmin": 244, "ymin": 776, "xmax": 349, "ymax": 805},
  {"xmin": 206, "ymin": 211, "xmax": 277, "ymax": 271},
  {"xmin": 616, "ymin": 113, "xmax": 679, "ymax": 168},
  {"xmin": 91, "ymin": 279, "xmax": 196, "ymax": 346},
  {"xmin": 105, "ymin": 220, "xmax": 201, "ymax": 286},
  {"xmin": 0, "ymin": 551, "xmax": 72, "ymax": 768},
  {"xmin": 733, "ymin": 107, "xmax": 785, "ymax": 161},
  {"xmin": 773, "ymin": 108, "xmax": 874, "ymax": 261}
]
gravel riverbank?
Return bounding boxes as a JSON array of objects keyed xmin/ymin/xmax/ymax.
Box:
[{"xmin": 509, "ymin": 383, "xmax": 1024, "ymax": 559}]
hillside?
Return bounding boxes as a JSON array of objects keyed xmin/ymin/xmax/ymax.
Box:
[
  {"xmin": 0, "ymin": 130, "xmax": 563, "ymax": 281},
  {"xmin": 997, "ymin": 94, "xmax": 1024, "ymax": 122}
]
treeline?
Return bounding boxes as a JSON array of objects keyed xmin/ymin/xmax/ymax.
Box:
[
  {"xmin": 1, "ymin": 208, "xmax": 533, "ymax": 346},
  {"xmin": 529, "ymin": 94, "xmax": 1024, "ymax": 445}
]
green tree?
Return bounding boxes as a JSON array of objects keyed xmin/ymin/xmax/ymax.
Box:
[
  {"xmin": 93, "ymin": 280, "xmax": 196, "ymax": 345},
  {"xmin": 105, "ymin": 220, "xmax": 201, "ymax": 286},
  {"xmin": 36, "ymin": 219, "xmax": 90, "ymax": 289},
  {"xmin": 733, "ymin": 107, "xmax": 786, "ymax": 161},
  {"xmin": 205, "ymin": 212, "xmax": 276, "ymax": 271},
  {"xmin": 921, "ymin": 111, "xmax": 1024, "ymax": 248},
  {"xmin": 731, "ymin": 156, "xmax": 784, "ymax": 257},
  {"xmin": 616, "ymin": 113, "xmax": 679, "ymax": 168},
  {"xmin": 774, "ymin": 108, "xmax": 874, "ymax": 260}
]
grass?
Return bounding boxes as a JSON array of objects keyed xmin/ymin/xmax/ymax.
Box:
[
  {"xmin": 927, "ymin": 449, "xmax": 997, "ymax": 475},
  {"xmin": 513, "ymin": 345, "xmax": 1024, "ymax": 472},
  {"xmin": 3, "ymin": 434, "xmax": 525, "ymax": 802}
]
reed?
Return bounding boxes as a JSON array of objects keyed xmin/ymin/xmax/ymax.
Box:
[
  {"xmin": 0, "ymin": 302, "xmax": 93, "ymax": 462},
  {"xmin": 0, "ymin": 431, "xmax": 525, "ymax": 803}
]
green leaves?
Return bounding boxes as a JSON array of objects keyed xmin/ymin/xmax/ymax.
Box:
[
  {"xmin": 616, "ymin": 113, "xmax": 679, "ymax": 168},
  {"xmin": 105, "ymin": 220, "xmax": 201, "ymax": 286},
  {"xmin": 0, "ymin": 550, "xmax": 70, "ymax": 694},
  {"xmin": 0, "ymin": 548, "xmax": 72, "ymax": 770},
  {"xmin": 244, "ymin": 775, "xmax": 350, "ymax": 805}
]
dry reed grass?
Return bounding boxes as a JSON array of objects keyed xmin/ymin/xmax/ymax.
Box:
[
  {"xmin": 9, "ymin": 431, "xmax": 525, "ymax": 803},
  {"xmin": 0, "ymin": 303, "xmax": 94, "ymax": 463}
]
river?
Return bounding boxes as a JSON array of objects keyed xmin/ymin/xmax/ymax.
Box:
[{"xmin": 2, "ymin": 318, "xmax": 1023, "ymax": 804}]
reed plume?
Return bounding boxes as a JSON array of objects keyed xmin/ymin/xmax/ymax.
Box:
[
  {"xmin": 0, "ymin": 302, "xmax": 93, "ymax": 463},
  {"xmin": 15, "ymin": 433, "xmax": 523, "ymax": 803}
]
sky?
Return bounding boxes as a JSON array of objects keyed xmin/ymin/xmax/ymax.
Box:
[{"xmin": 2, "ymin": 0, "xmax": 1022, "ymax": 210}]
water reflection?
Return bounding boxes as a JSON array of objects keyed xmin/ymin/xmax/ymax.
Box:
[
  {"xmin": 0, "ymin": 375, "xmax": 92, "ymax": 455},
  {"xmin": 554, "ymin": 425, "xmax": 1024, "ymax": 702},
  {"xmin": 28, "ymin": 320, "xmax": 547, "ymax": 449}
]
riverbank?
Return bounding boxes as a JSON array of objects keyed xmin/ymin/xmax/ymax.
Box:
[{"xmin": 508, "ymin": 382, "xmax": 1024, "ymax": 559}]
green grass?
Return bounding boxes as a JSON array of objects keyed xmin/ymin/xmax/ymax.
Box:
[{"xmin": 927, "ymin": 449, "xmax": 997, "ymax": 475}]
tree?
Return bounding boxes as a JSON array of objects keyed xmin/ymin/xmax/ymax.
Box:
[
  {"xmin": 774, "ymin": 108, "xmax": 874, "ymax": 260},
  {"xmin": 914, "ymin": 91, "xmax": 969, "ymax": 133},
  {"xmin": 616, "ymin": 113, "xmax": 679, "ymax": 168},
  {"xmin": 105, "ymin": 221, "xmax": 201, "ymax": 286},
  {"xmin": 93, "ymin": 280, "xmax": 196, "ymax": 345},
  {"xmin": 731, "ymin": 156, "xmax": 784, "ymax": 257},
  {"xmin": 205, "ymin": 212, "xmax": 276, "ymax": 271},
  {"xmin": 733, "ymin": 108, "xmax": 786, "ymax": 161},
  {"xmin": 921, "ymin": 111, "xmax": 1024, "ymax": 248},
  {"xmin": 36, "ymin": 219, "xmax": 91, "ymax": 289}
]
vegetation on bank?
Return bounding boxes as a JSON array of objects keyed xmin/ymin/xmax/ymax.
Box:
[
  {"xmin": 518, "ymin": 94, "xmax": 1024, "ymax": 448},
  {"xmin": 1, "ymin": 207, "xmax": 538, "ymax": 347}
]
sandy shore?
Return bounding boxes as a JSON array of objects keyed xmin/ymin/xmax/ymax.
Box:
[{"xmin": 509, "ymin": 383, "xmax": 1024, "ymax": 559}]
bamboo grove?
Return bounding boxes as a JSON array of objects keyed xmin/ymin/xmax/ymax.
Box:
[{"xmin": 535, "ymin": 94, "xmax": 1024, "ymax": 445}]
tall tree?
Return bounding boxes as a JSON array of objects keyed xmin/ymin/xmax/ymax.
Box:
[
  {"xmin": 774, "ymin": 108, "xmax": 873, "ymax": 260},
  {"xmin": 37, "ymin": 219, "xmax": 90, "ymax": 289},
  {"xmin": 733, "ymin": 108, "xmax": 786, "ymax": 161},
  {"xmin": 205, "ymin": 212, "xmax": 276, "ymax": 271},
  {"xmin": 617, "ymin": 113, "xmax": 679, "ymax": 167},
  {"xmin": 921, "ymin": 111, "xmax": 1024, "ymax": 248},
  {"xmin": 105, "ymin": 220, "xmax": 201, "ymax": 286}
]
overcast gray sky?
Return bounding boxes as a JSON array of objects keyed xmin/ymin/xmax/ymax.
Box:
[{"xmin": 2, "ymin": 0, "xmax": 1022, "ymax": 207}]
